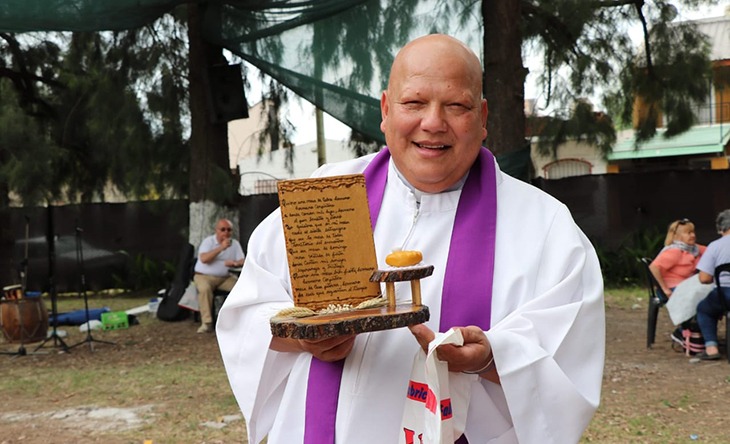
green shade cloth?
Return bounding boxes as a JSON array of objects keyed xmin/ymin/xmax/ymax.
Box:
[
  {"xmin": 609, "ymin": 125, "xmax": 730, "ymax": 160},
  {"xmin": 0, "ymin": 1, "xmax": 534, "ymax": 179},
  {"xmin": 0, "ymin": 0, "xmax": 483, "ymax": 147}
]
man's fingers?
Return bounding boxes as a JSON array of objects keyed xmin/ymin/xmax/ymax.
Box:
[
  {"xmin": 300, "ymin": 335, "xmax": 356, "ymax": 362},
  {"xmin": 304, "ymin": 334, "xmax": 354, "ymax": 347},
  {"xmin": 321, "ymin": 337, "xmax": 355, "ymax": 362},
  {"xmin": 441, "ymin": 326, "xmax": 491, "ymax": 372},
  {"xmin": 409, "ymin": 325, "xmax": 492, "ymax": 372},
  {"xmin": 458, "ymin": 326, "xmax": 489, "ymax": 347},
  {"xmin": 409, "ymin": 323, "xmax": 435, "ymax": 352}
]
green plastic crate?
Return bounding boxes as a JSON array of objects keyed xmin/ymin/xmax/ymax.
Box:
[{"xmin": 101, "ymin": 311, "xmax": 129, "ymax": 330}]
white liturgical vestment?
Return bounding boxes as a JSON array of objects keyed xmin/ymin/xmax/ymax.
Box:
[{"xmin": 217, "ymin": 153, "xmax": 605, "ymax": 444}]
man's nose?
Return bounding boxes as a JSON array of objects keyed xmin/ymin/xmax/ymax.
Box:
[{"xmin": 420, "ymin": 105, "xmax": 447, "ymax": 132}]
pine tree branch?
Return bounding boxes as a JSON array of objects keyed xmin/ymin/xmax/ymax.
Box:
[
  {"xmin": 580, "ymin": 1, "xmax": 657, "ymax": 79},
  {"xmin": 521, "ymin": 3, "xmax": 580, "ymax": 56},
  {"xmin": 630, "ymin": 1, "xmax": 656, "ymax": 80},
  {"xmin": 0, "ymin": 32, "xmax": 63, "ymax": 116}
]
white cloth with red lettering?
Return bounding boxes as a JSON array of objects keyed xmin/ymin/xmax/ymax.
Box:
[{"xmin": 399, "ymin": 328, "xmax": 477, "ymax": 444}]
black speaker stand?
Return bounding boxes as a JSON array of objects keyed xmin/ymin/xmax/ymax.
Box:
[{"xmin": 69, "ymin": 225, "xmax": 115, "ymax": 352}]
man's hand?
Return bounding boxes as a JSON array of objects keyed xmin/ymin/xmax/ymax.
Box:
[
  {"xmin": 409, "ymin": 324, "xmax": 498, "ymax": 383},
  {"xmin": 271, "ymin": 335, "xmax": 356, "ymax": 362},
  {"xmin": 221, "ymin": 238, "xmax": 232, "ymax": 249}
]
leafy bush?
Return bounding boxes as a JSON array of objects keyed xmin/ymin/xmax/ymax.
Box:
[
  {"xmin": 594, "ymin": 226, "xmax": 665, "ymax": 288},
  {"xmin": 113, "ymin": 252, "xmax": 175, "ymax": 291}
]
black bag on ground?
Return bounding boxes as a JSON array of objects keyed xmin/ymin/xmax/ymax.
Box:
[
  {"xmin": 157, "ymin": 243, "xmax": 195, "ymax": 322},
  {"xmin": 671, "ymin": 318, "xmax": 705, "ymax": 356}
]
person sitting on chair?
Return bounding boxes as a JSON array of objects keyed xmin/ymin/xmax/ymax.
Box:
[
  {"xmin": 649, "ymin": 218, "xmax": 706, "ymax": 299},
  {"xmin": 695, "ymin": 209, "xmax": 730, "ymax": 360},
  {"xmin": 194, "ymin": 218, "xmax": 245, "ymax": 333}
]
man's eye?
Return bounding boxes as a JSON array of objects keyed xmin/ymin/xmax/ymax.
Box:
[
  {"xmin": 398, "ymin": 101, "xmax": 425, "ymax": 111},
  {"xmin": 446, "ymin": 103, "xmax": 471, "ymax": 114}
]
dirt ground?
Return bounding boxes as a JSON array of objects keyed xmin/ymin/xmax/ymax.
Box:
[
  {"xmin": 588, "ymin": 301, "xmax": 730, "ymax": 443},
  {"xmin": 0, "ymin": 302, "xmax": 245, "ymax": 444},
  {"xmin": 1, "ymin": 297, "xmax": 730, "ymax": 443}
]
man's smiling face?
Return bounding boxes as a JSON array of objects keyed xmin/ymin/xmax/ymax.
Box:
[{"xmin": 380, "ymin": 34, "xmax": 488, "ymax": 193}]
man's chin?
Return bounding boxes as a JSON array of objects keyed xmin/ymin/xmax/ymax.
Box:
[{"xmin": 409, "ymin": 175, "xmax": 455, "ymax": 194}]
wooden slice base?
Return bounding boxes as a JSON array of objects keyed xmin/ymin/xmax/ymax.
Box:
[
  {"xmin": 370, "ymin": 265, "xmax": 434, "ymax": 282},
  {"xmin": 270, "ymin": 304, "xmax": 430, "ymax": 339}
]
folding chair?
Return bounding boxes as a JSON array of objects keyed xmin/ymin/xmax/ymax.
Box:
[
  {"xmin": 713, "ymin": 263, "xmax": 730, "ymax": 362},
  {"xmin": 640, "ymin": 257, "xmax": 668, "ymax": 348},
  {"xmin": 156, "ymin": 243, "xmax": 194, "ymax": 322}
]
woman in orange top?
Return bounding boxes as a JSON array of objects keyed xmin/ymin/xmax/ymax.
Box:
[{"xmin": 649, "ymin": 218, "xmax": 706, "ymax": 298}]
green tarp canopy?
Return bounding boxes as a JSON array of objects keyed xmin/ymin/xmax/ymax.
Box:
[
  {"xmin": 0, "ymin": 0, "xmax": 483, "ymax": 146},
  {"xmin": 0, "ymin": 1, "xmax": 536, "ymax": 176}
]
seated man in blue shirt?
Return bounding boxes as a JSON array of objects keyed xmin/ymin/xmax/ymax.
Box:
[
  {"xmin": 695, "ymin": 209, "xmax": 730, "ymax": 359},
  {"xmin": 194, "ymin": 218, "xmax": 245, "ymax": 333}
]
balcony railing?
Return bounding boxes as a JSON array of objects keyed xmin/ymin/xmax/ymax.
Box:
[{"xmin": 690, "ymin": 100, "xmax": 730, "ymax": 125}]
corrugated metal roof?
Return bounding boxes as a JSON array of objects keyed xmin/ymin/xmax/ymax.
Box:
[
  {"xmin": 694, "ymin": 13, "xmax": 730, "ymax": 61},
  {"xmin": 608, "ymin": 125, "xmax": 730, "ymax": 160}
]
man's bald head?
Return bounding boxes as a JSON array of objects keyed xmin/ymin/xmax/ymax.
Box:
[{"xmin": 387, "ymin": 34, "xmax": 483, "ymax": 99}]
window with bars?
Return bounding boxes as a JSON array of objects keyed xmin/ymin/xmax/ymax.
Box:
[
  {"xmin": 543, "ymin": 158, "xmax": 592, "ymax": 179},
  {"xmin": 254, "ymin": 179, "xmax": 279, "ymax": 194}
]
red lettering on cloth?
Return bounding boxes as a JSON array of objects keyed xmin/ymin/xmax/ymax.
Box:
[
  {"xmin": 440, "ymin": 398, "xmax": 453, "ymax": 420},
  {"xmin": 406, "ymin": 381, "xmax": 430, "ymax": 403},
  {"xmin": 402, "ymin": 428, "xmax": 424, "ymax": 444},
  {"xmin": 425, "ymin": 388, "xmax": 438, "ymax": 413}
]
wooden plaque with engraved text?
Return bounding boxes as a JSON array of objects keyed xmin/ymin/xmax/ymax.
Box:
[{"xmin": 271, "ymin": 174, "xmax": 430, "ymax": 339}]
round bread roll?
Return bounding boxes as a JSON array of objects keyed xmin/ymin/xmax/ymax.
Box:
[{"xmin": 385, "ymin": 250, "xmax": 423, "ymax": 267}]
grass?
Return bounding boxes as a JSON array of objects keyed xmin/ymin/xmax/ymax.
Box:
[
  {"xmin": 0, "ymin": 291, "xmax": 247, "ymax": 443},
  {"xmin": 604, "ymin": 285, "xmax": 647, "ymax": 310},
  {"xmin": 4, "ymin": 286, "xmax": 729, "ymax": 443}
]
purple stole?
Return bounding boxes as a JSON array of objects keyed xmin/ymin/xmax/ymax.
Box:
[{"xmin": 304, "ymin": 147, "xmax": 497, "ymax": 443}]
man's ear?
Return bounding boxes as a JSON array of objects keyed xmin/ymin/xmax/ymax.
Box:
[
  {"xmin": 481, "ymin": 98, "xmax": 488, "ymax": 140},
  {"xmin": 380, "ymin": 91, "xmax": 389, "ymax": 134}
]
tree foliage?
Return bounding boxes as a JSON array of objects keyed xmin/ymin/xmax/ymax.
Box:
[
  {"xmin": 0, "ymin": 0, "xmax": 722, "ymax": 206},
  {"xmin": 508, "ymin": 0, "xmax": 717, "ymax": 159},
  {"xmin": 0, "ymin": 16, "xmax": 190, "ymax": 206}
]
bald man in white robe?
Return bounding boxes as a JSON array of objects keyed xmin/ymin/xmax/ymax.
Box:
[{"xmin": 217, "ymin": 34, "xmax": 604, "ymax": 444}]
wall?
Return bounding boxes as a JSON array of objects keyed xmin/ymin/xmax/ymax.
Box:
[
  {"xmin": 237, "ymin": 138, "xmax": 354, "ymax": 195},
  {"xmin": 0, "ymin": 197, "xmax": 279, "ymax": 294},
  {"xmin": 534, "ymin": 169, "xmax": 730, "ymax": 250},
  {"xmin": 530, "ymin": 139, "xmax": 608, "ymax": 179},
  {"xmin": 0, "ymin": 201, "xmax": 189, "ymax": 293},
  {"xmin": 3, "ymin": 169, "xmax": 728, "ymax": 293}
]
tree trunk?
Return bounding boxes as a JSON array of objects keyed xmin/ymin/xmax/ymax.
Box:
[
  {"xmin": 0, "ymin": 150, "xmax": 8, "ymax": 208},
  {"xmin": 316, "ymin": 107, "xmax": 326, "ymax": 167},
  {"xmin": 482, "ymin": 0, "xmax": 527, "ymax": 156},
  {"xmin": 187, "ymin": 2, "xmax": 238, "ymax": 247},
  {"xmin": 187, "ymin": 1, "xmax": 232, "ymax": 203}
]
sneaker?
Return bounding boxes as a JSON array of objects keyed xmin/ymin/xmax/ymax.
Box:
[
  {"xmin": 698, "ymin": 351, "xmax": 722, "ymax": 361},
  {"xmin": 670, "ymin": 328, "xmax": 684, "ymax": 346},
  {"xmin": 197, "ymin": 323, "xmax": 212, "ymax": 334}
]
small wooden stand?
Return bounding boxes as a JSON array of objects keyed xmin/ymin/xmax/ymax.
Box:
[
  {"xmin": 270, "ymin": 266, "xmax": 433, "ymax": 339},
  {"xmin": 369, "ymin": 265, "xmax": 434, "ymax": 307}
]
